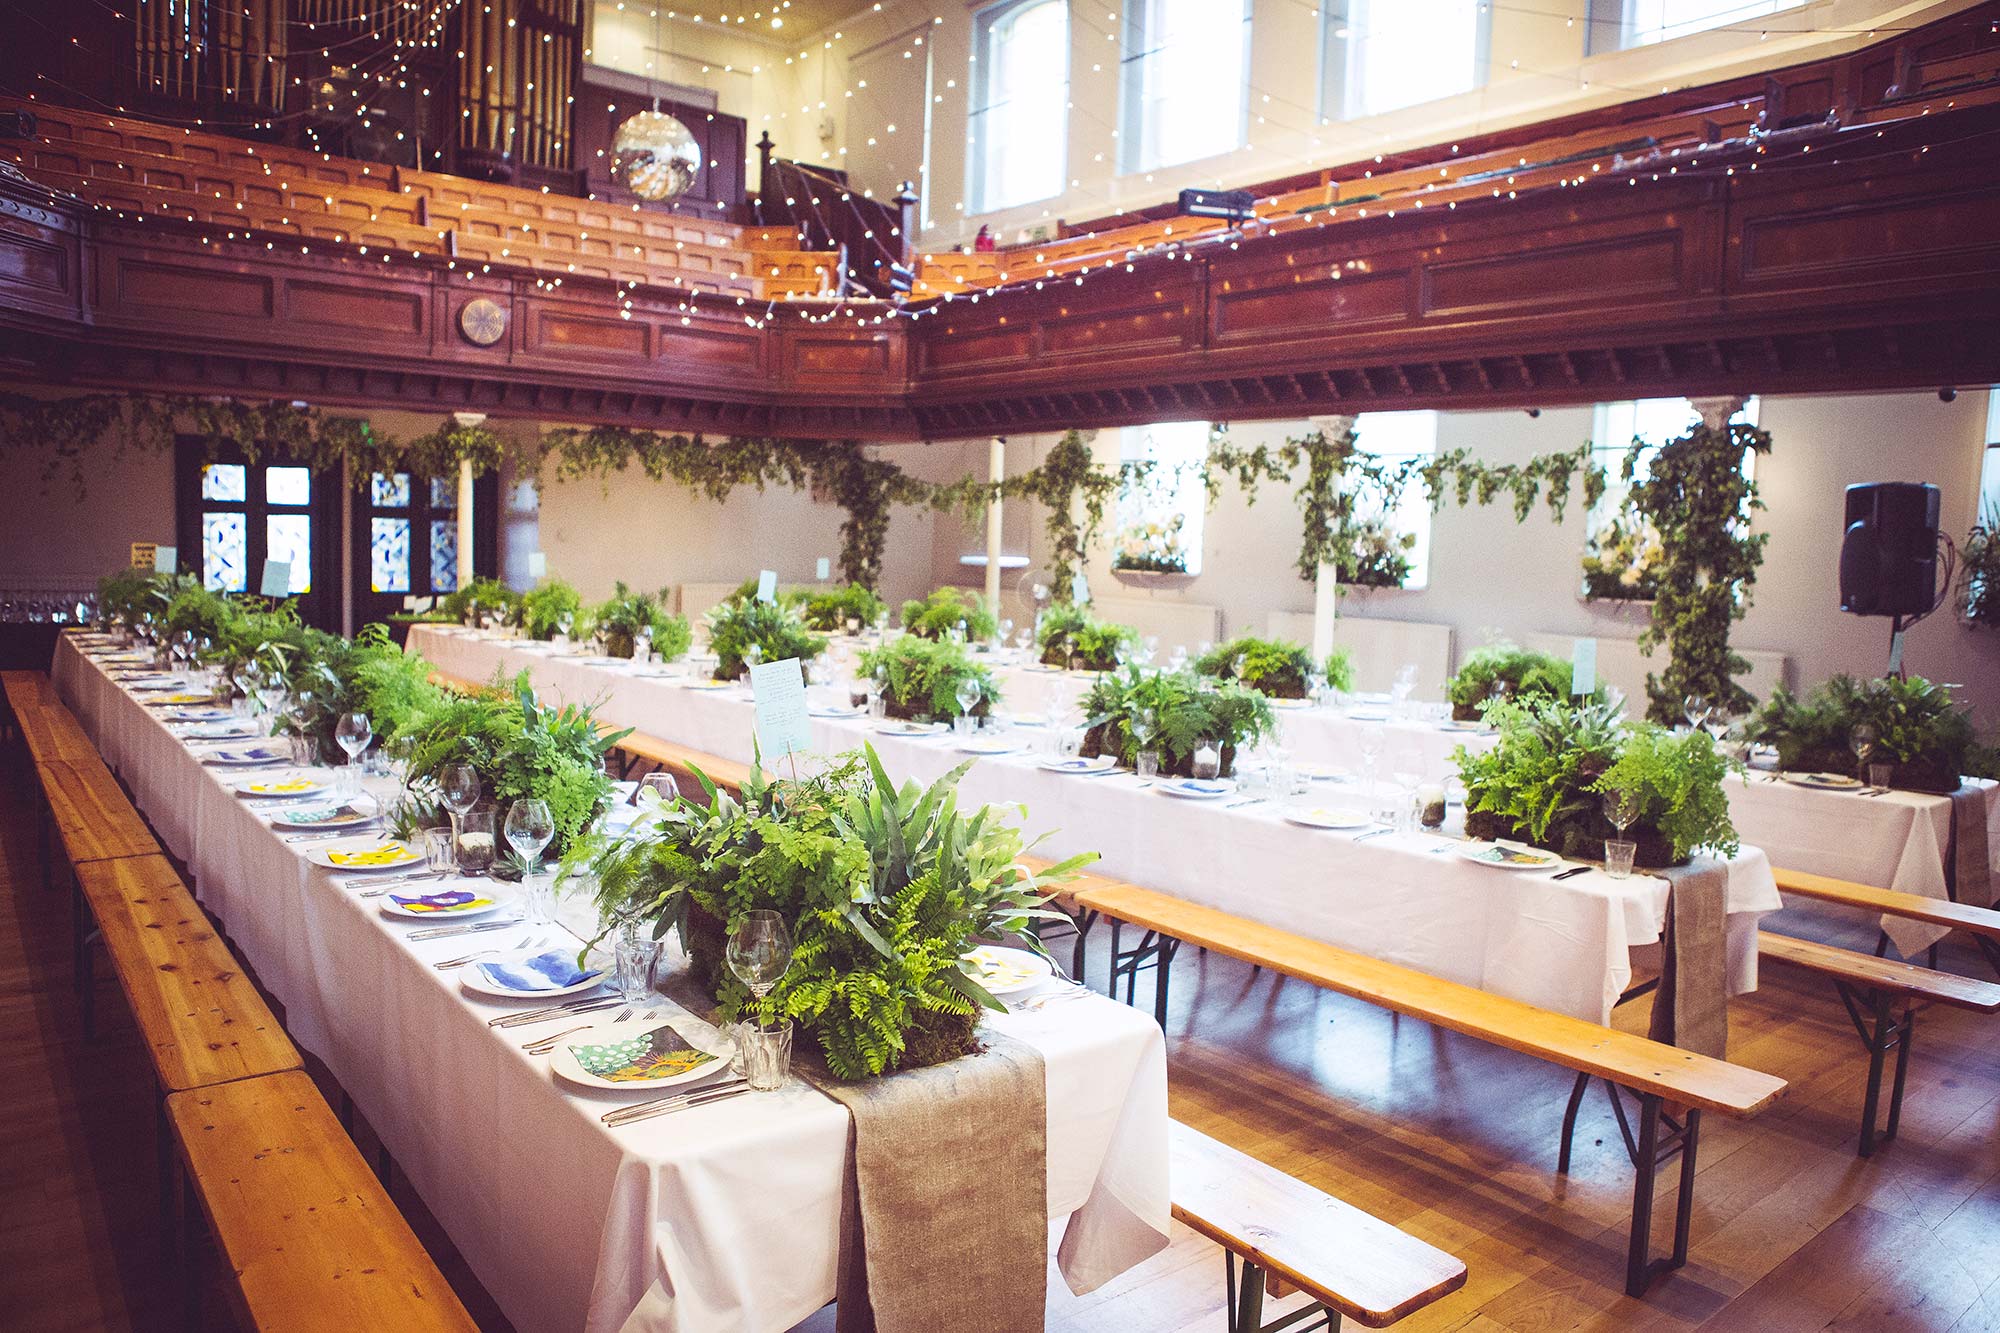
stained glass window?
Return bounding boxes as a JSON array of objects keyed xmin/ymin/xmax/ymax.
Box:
[
  {"xmin": 202, "ymin": 513, "xmax": 248, "ymax": 592},
  {"xmin": 202, "ymin": 463, "xmax": 246, "ymax": 502},
  {"xmin": 429, "ymin": 475, "xmax": 457, "ymax": 509},
  {"xmin": 430, "ymin": 520, "xmax": 459, "ymax": 593},
  {"xmin": 267, "ymin": 467, "xmax": 312, "ymax": 506},
  {"xmin": 372, "ymin": 517, "xmax": 411, "ymax": 593},
  {"xmin": 372, "ymin": 472, "xmax": 412, "ymax": 507},
  {"xmin": 267, "ymin": 515, "xmax": 313, "ymax": 593}
]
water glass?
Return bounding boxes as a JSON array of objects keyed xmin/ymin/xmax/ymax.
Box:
[
  {"xmin": 1868, "ymin": 762, "xmax": 1894, "ymax": 790},
  {"xmin": 288, "ymin": 730, "xmax": 319, "ymax": 767},
  {"xmin": 422, "ymin": 827, "xmax": 457, "ymax": 872},
  {"xmin": 736, "ymin": 1021, "xmax": 794, "ymax": 1092},
  {"xmin": 953, "ymin": 714, "xmax": 977, "ymax": 739},
  {"xmin": 614, "ymin": 927, "xmax": 663, "ymax": 1002},
  {"xmin": 867, "ymin": 693, "xmax": 888, "ymax": 721},
  {"xmin": 1136, "ymin": 749, "xmax": 1161, "ymax": 779},
  {"xmin": 456, "ymin": 810, "xmax": 497, "ymax": 875},
  {"xmin": 1191, "ymin": 744, "xmax": 1221, "ymax": 781},
  {"xmin": 1604, "ymin": 839, "xmax": 1638, "ymax": 879}
]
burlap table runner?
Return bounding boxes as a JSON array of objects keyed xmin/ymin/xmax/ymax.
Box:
[
  {"xmin": 1949, "ymin": 783, "xmax": 1994, "ymax": 909},
  {"xmin": 1648, "ymin": 856, "xmax": 1731, "ymax": 1059}
]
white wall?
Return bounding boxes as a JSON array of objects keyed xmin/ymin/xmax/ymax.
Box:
[{"xmin": 0, "ymin": 438, "xmax": 175, "ymax": 596}]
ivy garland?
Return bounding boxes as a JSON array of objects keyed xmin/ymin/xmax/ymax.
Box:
[{"xmin": 1625, "ymin": 421, "xmax": 1771, "ymax": 723}]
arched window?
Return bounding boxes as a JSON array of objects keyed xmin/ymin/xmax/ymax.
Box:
[
  {"xmin": 1321, "ymin": 0, "xmax": 1490, "ymax": 122},
  {"xmin": 969, "ymin": 0, "xmax": 1069, "ymax": 213},
  {"xmin": 1120, "ymin": 0, "xmax": 1252, "ymax": 174}
]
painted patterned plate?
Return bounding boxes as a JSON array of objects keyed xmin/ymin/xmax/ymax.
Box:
[
  {"xmin": 267, "ymin": 803, "xmax": 376, "ymax": 832},
  {"xmin": 1456, "ymin": 841, "xmax": 1564, "ymax": 871},
  {"xmin": 307, "ymin": 838, "xmax": 425, "ymax": 874},
  {"xmin": 549, "ymin": 1019, "xmax": 734, "ymax": 1092},
  {"xmin": 232, "ymin": 774, "xmax": 331, "ymax": 799},
  {"xmin": 203, "ymin": 744, "xmax": 293, "ymax": 766}
]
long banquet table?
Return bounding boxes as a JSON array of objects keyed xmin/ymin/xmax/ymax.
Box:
[
  {"xmin": 409, "ymin": 626, "xmax": 1784, "ymax": 1028},
  {"xmin": 52, "ymin": 634, "xmax": 1172, "ymax": 1333}
]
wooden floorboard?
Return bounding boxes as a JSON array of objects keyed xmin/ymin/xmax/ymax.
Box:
[{"xmin": 7, "ymin": 747, "xmax": 2000, "ymax": 1331}]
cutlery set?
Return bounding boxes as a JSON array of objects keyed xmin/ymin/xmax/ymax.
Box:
[
  {"xmin": 408, "ymin": 917, "xmax": 524, "ymax": 942},
  {"xmin": 490, "ymin": 994, "xmax": 623, "ymax": 1030},
  {"xmin": 603, "ymin": 1078, "xmax": 751, "ymax": 1126},
  {"xmin": 435, "ymin": 933, "xmax": 547, "ymax": 970},
  {"xmin": 524, "ymin": 1006, "xmax": 649, "ymax": 1054}
]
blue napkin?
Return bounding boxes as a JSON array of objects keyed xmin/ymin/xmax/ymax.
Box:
[{"xmin": 474, "ymin": 949, "xmax": 602, "ymax": 993}]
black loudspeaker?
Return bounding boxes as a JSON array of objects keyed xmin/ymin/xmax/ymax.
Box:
[{"xmin": 1839, "ymin": 482, "xmax": 1940, "ymax": 617}]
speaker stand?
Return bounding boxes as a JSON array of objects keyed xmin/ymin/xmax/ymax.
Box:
[{"xmin": 1886, "ymin": 614, "xmax": 1908, "ymax": 677}]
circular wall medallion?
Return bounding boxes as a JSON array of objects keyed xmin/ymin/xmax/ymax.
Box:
[{"xmin": 458, "ymin": 297, "xmax": 508, "ymax": 347}]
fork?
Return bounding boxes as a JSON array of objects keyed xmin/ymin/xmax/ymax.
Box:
[
  {"xmin": 408, "ymin": 917, "xmax": 523, "ymax": 942},
  {"xmin": 525, "ymin": 1006, "xmax": 637, "ymax": 1055},
  {"xmin": 490, "ymin": 993, "xmax": 622, "ymax": 1028},
  {"xmin": 1225, "ymin": 797, "xmax": 1265, "ymax": 809},
  {"xmin": 602, "ymin": 1076, "xmax": 750, "ymax": 1124},
  {"xmin": 603, "ymin": 1082, "xmax": 752, "ymax": 1126},
  {"xmin": 436, "ymin": 933, "xmax": 546, "ymax": 970}
]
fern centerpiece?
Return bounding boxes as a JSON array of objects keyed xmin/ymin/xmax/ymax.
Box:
[
  {"xmin": 704, "ymin": 598, "xmax": 827, "ymax": 680},
  {"xmin": 440, "ymin": 576, "xmax": 521, "ymax": 627},
  {"xmin": 591, "ymin": 582, "xmax": 690, "ymax": 660},
  {"xmin": 1747, "ymin": 674, "xmax": 1973, "ymax": 794},
  {"xmin": 899, "ymin": 587, "xmax": 1000, "ymax": 642},
  {"xmin": 519, "ymin": 577, "xmax": 583, "ymax": 640},
  {"xmin": 563, "ymin": 747, "xmax": 1092, "ymax": 1079},
  {"xmin": 1193, "ymin": 636, "xmax": 1354, "ymax": 700},
  {"xmin": 1446, "ymin": 643, "xmax": 1589, "ymax": 722},
  {"xmin": 1035, "ymin": 602, "xmax": 1136, "ymax": 671},
  {"xmin": 858, "ymin": 636, "xmax": 999, "ymax": 721},
  {"xmin": 1456, "ymin": 695, "xmax": 1739, "ymax": 868},
  {"xmin": 1079, "ymin": 666, "xmax": 1274, "ymax": 776},
  {"xmin": 799, "ymin": 583, "xmax": 886, "ymax": 632}
]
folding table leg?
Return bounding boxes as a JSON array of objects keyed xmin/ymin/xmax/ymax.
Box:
[{"xmin": 1622, "ymin": 1093, "xmax": 1701, "ymax": 1297}]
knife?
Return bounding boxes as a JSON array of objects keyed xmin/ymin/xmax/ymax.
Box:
[
  {"xmin": 604, "ymin": 1083, "xmax": 754, "ymax": 1126},
  {"xmin": 1552, "ymin": 865, "xmax": 1591, "ymax": 881}
]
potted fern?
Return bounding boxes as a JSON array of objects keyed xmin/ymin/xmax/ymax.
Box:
[
  {"xmin": 1446, "ymin": 643, "xmax": 1584, "ymax": 722},
  {"xmin": 1455, "ymin": 695, "xmax": 1739, "ymax": 868},
  {"xmin": 858, "ymin": 636, "xmax": 999, "ymax": 721},
  {"xmin": 703, "ymin": 598, "xmax": 827, "ymax": 680},
  {"xmin": 1747, "ymin": 674, "xmax": 1973, "ymax": 793},
  {"xmin": 519, "ymin": 577, "xmax": 583, "ymax": 641},
  {"xmin": 899, "ymin": 587, "xmax": 999, "ymax": 642},
  {"xmin": 564, "ymin": 747, "xmax": 1092, "ymax": 1079},
  {"xmin": 1035, "ymin": 602, "xmax": 1136, "ymax": 671},
  {"xmin": 799, "ymin": 583, "xmax": 886, "ymax": 632},
  {"xmin": 1079, "ymin": 666, "xmax": 1274, "ymax": 777},
  {"xmin": 1193, "ymin": 636, "xmax": 1354, "ymax": 700},
  {"xmin": 591, "ymin": 582, "xmax": 691, "ymax": 660}
]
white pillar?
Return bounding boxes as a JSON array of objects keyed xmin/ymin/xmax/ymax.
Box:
[
  {"xmin": 984, "ymin": 436, "xmax": 1005, "ymax": 614},
  {"xmin": 1306, "ymin": 414, "xmax": 1358, "ymax": 662},
  {"xmin": 1689, "ymin": 395, "xmax": 1747, "ymax": 431},
  {"xmin": 457, "ymin": 457, "xmax": 476, "ymax": 583}
]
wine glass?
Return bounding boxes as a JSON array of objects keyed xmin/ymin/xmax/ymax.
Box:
[
  {"xmin": 1357, "ymin": 726, "xmax": 1386, "ymax": 793},
  {"xmin": 954, "ymin": 676, "xmax": 983, "ymax": 723},
  {"xmin": 1601, "ymin": 788, "xmax": 1641, "ymax": 877},
  {"xmin": 1129, "ymin": 707, "xmax": 1158, "ymax": 776},
  {"xmin": 1683, "ymin": 694, "xmax": 1711, "ymax": 733},
  {"xmin": 1014, "ymin": 627, "xmax": 1034, "ymax": 654},
  {"xmin": 998, "ymin": 618, "xmax": 1015, "ymax": 649},
  {"xmin": 440, "ymin": 764, "xmax": 480, "ymax": 846},
  {"xmin": 505, "ymin": 798, "xmax": 557, "ymax": 923},
  {"xmin": 637, "ymin": 771, "xmax": 679, "ymax": 808},
  {"xmin": 1849, "ymin": 724, "xmax": 1878, "ymax": 782},
  {"xmin": 253, "ymin": 669, "xmax": 288, "ymax": 720},
  {"xmin": 727, "ymin": 910, "xmax": 794, "ymax": 1018},
  {"xmin": 334, "ymin": 711, "xmax": 372, "ymax": 796}
]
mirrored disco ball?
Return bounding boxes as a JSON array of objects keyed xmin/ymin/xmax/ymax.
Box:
[{"xmin": 613, "ymin": 110, "xmax": 700, "ymax": 202}]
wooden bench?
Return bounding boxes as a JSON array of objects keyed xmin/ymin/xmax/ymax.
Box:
[
  {"xmin": 1774, "ymin": 865, "xmax": 2000, "ymax": 972},
  {"xmin": 1071, "ymin": 880, "xmax": 1785, "ymax": 1297},
  {"xmin": 75, "ymin": 854, "xmax": 301, "ymax": 1086},
  {"xmin": 164, "ymin": 1071, "xmax": 478, "ymax": 1331},
  {"xmin": 2, "ymin": 669, "xmax": 99, "ymax": 767},
  {"xmin": 1757, "ymin": 930, "xmax": 2000, "ymax": 1156},
  {"xmin": 1170, "ymin": 1120, "xmax": 1466, "ymax": 1331}
]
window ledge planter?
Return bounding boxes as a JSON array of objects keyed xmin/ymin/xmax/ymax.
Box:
[{"xmin": 1109, "ymin": 567, "xmax": 1198, "ymax": 591}]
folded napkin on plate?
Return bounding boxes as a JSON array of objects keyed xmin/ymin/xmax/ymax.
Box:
[
  {"xmin": 1649, "ymin": 856, "xmax": 1730, "ymax": 1059},
  {"xmin": 569, "ymin": 1022, "xmax": 720, "ymax": 1083},
  {"xmin": 390, "ymin": 889, "xmax": 492, "ymax": 912},
  {"xmin": 1950, "ymin": 783, "xmax": 1994, "ymax": 909},
  {"xmin": 473, "ymin": 949, "xmax": 601, "ymax": 993}
]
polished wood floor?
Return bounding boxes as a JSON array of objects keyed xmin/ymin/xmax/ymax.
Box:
[{"xmin": 5, "ymin": 744, "xmax": 1998, "ymax": 1331}]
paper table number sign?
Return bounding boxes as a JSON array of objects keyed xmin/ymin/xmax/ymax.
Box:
[
  {"xmin": 1571, "ymin": 638, "xmax": 1597, "ymax": 696},
  {"xmin": 1071, "ymin": 572, "xmax": 1091, "ymax": 605},
  {"xmin": 527, "ymin": 552, "xmax": 548, "ymax": 578},
  {"xmin": 750, "ymin": 657, "xmax": 813, "ymax": 758},
  {"xmin": 260, "ymin": 560, "xmax": 293, "ymax": 598},
  {"xmin": 756, "ymin": 570, "xmax": 778, "ymax": 603},
  {"xmin": 152, "ymin": 546, "xmax": 178, "ymax": 575},
  {"xmin": 816, "ymin": 557, "xmax": 831, "ymax": 581}
]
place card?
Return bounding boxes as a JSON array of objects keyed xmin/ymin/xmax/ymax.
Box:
[
  {"xmin": 750, "ymin": 657, "xmax": 812, "ymax": 758},
  {"xmin": 1571, "ymin": 637, "xmax": 1597, "ymax": 696},
  {"xmin": 1071, "ymin": 572, "xmax": 1090, "ymax": 604},
  {"xmin": 816, "ymin": 556, "xmax": 831, "ymax": 581},
  {"xmin": 259, "ymin": 559, "xmax": 292, "ymax": 597},
  {"xmin": 527, "ymin": 551, "xmax": 548, "ymax": 578},
  {"xmin": 153, "ymin": 545, "xmax": 178, "ymax": 575},
  {"xmin": 756, "ymin": 569, "xmax": 778, "ymax": 603}
]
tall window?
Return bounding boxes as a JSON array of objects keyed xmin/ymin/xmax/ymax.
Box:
[
  {"xmin": 1117, "ymin": 422, "xmax": 1209, "ymax": 576},
  {"xmin": 1588, "ymin": 0, "xmax": 1806, "ymax": 52},
  {"xmin": 1120, "ymin": 0, "xmax": 1251, "ymax": 175},
  {"xmin": 969, "ymin": 0, "xmax": 1068, "ymax": 213},
  {"xmin": 1349, "ymin": 411, "xmax": 1437, "ymax": 590},
  {"xmin": 1981, "ymin": 389, "xmax": 2000, "ymax": 515},
  {"xmin": 1321, "ymin": 0, "xmax": 1489, "ymax": 121},
  {"xmin": 1590, "ymin": 397, "xmax": 1761, "ymax": 519}
]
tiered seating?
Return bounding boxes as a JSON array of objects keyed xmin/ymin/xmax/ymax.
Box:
[
  {"xmin": 3, "ymin": 101, "xmax": 835, "ymax": 301},
  {"xmin": 6, "ymin": 661, "xmax": 476, "ymax": 1331}
]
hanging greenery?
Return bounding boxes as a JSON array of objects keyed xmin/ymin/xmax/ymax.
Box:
[{"xmin": 1624, "ymin": 420, "xmax": 1771, "ymax": 722}]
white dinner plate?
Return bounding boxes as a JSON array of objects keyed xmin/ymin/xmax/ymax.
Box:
[
  {"xmin": 232, "ymin": 773, "xmax": 331, "ymax": 799},
  {"xmin": 1038, "ymin": 755, "xmax": 1116, "ymax": 776},
  {"xmin": 1456, "ymin": 840, "xmax": 1565, "ymax": 871},
  {"xmin": 1293, "ymin": 762, "xmax": 1345, "ymax": 782},
  {"xmin": 809, "ymin": 705, "xmax": 866, "ymax": 719},
  {"xmin": 306, "ymin": 837, "xmax": 426, "ymax": 873},
  {"xmin": 460, "ymin": 948, "xmax": 609, "ymax": 1001},
  {"xmin": 1346, "ymin": 710, "xmax": 1390, "ymax": 723},
  {"xmin": 203, "ymin": 744, "xmax": 294, "ymax": 766},
  {"xmin": 1283, "ymin": 806, "xmax": 1374, "ymax": 830},
  {"xmin": 376, "ymin": 885, "xmax": 507, "ymax": 919},
  {"xmin": 1781, "ymin": 771, "xmax": 1865, "ymax": 790},
  {"xmin": 998, "ymin": 712, "xmax": 1046, "ymax": 728},
  {"xmin": 955, "ymin": 737, "xmax": 1018, "ymax": 755},
  {"xmin": 267, "ymin": 803, "xmax": 377, "ymax": 831},
  {"xmin": 168, "ymin": 707, "xmax": 237, "ymax": 723},
  {"xmin": 1157, "ymin": 778, "xmax": 1234, "ymax": 800},
  {"xmin": 549, "ymin": 1018, "xmax": 736, "ymax": 1092},
  {"xmin": 181, "ymin": 720, "xmax": 262, "ymax": 740},
  {"xmin": 678, "ymin": 679, "xmax": 736, "ymax": 691},
  {"xmin": 873, "ymin": 719, "xmax": 944, "ymax": 736},
  {"xmin": 962, "ymin": 944, "xmax": 1056, "ymax": 995},
  {"xmin": 1438, "ymin": 719, "xmax": 1487, "ymax": 732},
  {"xmin": 1269, "ymin": 697, "xmax": 1315, "ymax": 710},
  {"xmin": 123, "ymin": 676, "xmax": 185, "ymax": 690}
]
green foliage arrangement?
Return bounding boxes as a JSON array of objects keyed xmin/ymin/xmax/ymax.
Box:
[
  {"xmin": 518, "ymin": 578, "xmax": 583, "ymax": 640},
  {"xmin": 1446, "ymin": 643, "xmax": 1583, "ymax": 721},
  {"xmin": 440, "ymin": 577, "xmax": 521, "ymax": 626},
  {"xmin": 282, "ymin": 623, "xmax": 444, "ymax": 757},
  {"xmin": 1625, "ymin": 420, "xmax": 1771, "ymax": 722},
  {"xmin": 858, "ymin": 637, "xmax": 999, "ymax": 721},
  {"xmin": 97, "ymin": 566, "xmax": 164, "ymax": 628},
  {"xmin": 1079, "ymin": 666, "xmax": 1275, "ymax": 776},
  {"xmin": 401, "ymin": 674, "xmax": 625, "ymax": 861},
  {"xmin": 1034, "ymin": 602, "xmax": 1135, "ymax": 670},
  {"xmin": 798, "ymin": 583, "xmax": 886, "ymax": 632},
  {"xmin": 158, "ymin": 577, "xmax": 233, "ymax": 641},
  {"xmin": 1961, "ymin": 503, "xmax": 2000, "ymax": 629},
  {"xmin": 563, "ymin": 747, "xmax": 1092, "ymax": 1079},
  {"xmin": 591, "ymin": 582, "xmax": 689, "ymax": 659},
  {"xmin": 1192, "ymin": 637, "xmax": 1354, "ymax": 699},
  {"xmin": 898, "ymin": 587, "xmax": 1000, "ymax": 642},
  {"xmin": 703, "ymin": 598, "xmax": 827, "ymax": 680},
  {"xmin": 1581, "ymin": 501, "xmax": 1664, "ymax": 601},
  {"xmin": 1747, "ymin": 675, "xmax": 1974, "ymax": 793},
  {"xmin": 1456, "ymin": 695, "xmax": 1739, "ymax": 867}
]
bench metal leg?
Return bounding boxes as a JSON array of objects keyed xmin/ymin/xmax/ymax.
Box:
[
  {"xmin": 1224, "ymin": 1253, "xmax": 1338, "ymax": 1333},
  {"xmin": 81, "ymin": 928, "xmax": 98, "ymax": 1039},
  {"xmin": 1105, "ymin": 926, "xmax": 1182, "ymax": 1028},
  {"xmin": 1623, "ymin": 1093, "xmax": 1701, "ymax": 1297},
  {"xmin": 1835, "ymin": 982, "xmax": 1916, "ymax": 1157},
  {"xmin": 1557, "ymin": 1071, "xmax": 1591, "ymax": 1173}
]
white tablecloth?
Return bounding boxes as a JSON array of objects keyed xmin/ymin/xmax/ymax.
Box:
[
  {"xmin": 1725, "ymin": 771, "xmax": 2000, "ymax": 956},
  {"xmin": 412, "ymin": 627, "xmax": 1781, "ymax": 1027},
  {"xmin": 52, "ymin": 634, "xmax": 1171, "ymax": 1333}
]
